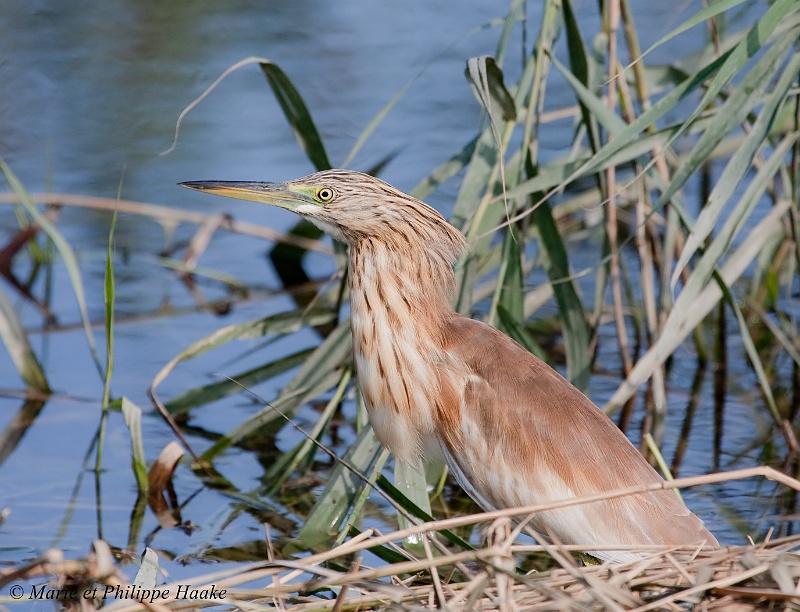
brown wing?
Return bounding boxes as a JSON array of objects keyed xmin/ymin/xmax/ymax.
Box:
[{"xmin": 435, "ymin": 315, "xmax": 717, "ymax": 554}]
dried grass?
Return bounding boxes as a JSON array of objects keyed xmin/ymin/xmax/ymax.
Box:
[
  {"xmin": 6, "ymin": 509, "xmax": 799, "ymax": 611},
  {"xmin": 4, "ymin": 468, "xmax": 800, "ymax": 609}
]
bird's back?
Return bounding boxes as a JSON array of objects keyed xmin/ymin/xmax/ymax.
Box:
[{"xmin": 434, "ymin": 314, "xmax": 717, "ymax": 560}]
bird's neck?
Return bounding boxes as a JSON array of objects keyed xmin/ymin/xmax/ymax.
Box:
[
  {"xmin": 349, "ymin": 238, "xmax": 457, "ymax": 314},
  {"xmin": 347, "ymin": 239, "xmax": 456, "ymax": 461}
]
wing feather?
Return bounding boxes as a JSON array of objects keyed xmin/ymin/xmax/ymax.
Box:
[{"xmin": 435, "ymin": 315, "xmax": 717, "ymax": 553}]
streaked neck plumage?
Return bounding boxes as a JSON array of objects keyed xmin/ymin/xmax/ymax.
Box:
[{"xmin": 346, "ymin": 205, "xmax": 466, "ymax": 462}]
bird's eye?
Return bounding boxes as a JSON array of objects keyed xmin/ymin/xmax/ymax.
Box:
[{"xmin": 317, "ymin": 187, "xmax": 336, "ymax": 202}]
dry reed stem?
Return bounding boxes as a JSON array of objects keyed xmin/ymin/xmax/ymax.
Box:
[
  {"xmin": 18, "ymin": 468, "xmax": 798, "ymax": 611},
  {"xmin": 0, "ymin": 192, "xmax": 331, "ymax": 254},
  {"xmin": 101, "ymin": 534, "xmax": 800, "ymax": 611}
]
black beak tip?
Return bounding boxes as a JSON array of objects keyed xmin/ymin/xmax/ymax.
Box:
[{"xmin": 179, "ymin": 181, "xmax": 219, "ymax": 194}]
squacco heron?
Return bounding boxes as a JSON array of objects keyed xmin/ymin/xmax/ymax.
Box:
[{"xmin": 181, "ymin": 169, "xmax": 717, "ymax": 562}]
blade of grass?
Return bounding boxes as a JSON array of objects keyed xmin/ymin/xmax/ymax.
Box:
[
  {"xmin": 527, "ymin": 7, "xmax": 796, "ymax": 217},
  {"xmin": 201, "ymin": 369, "xmax": 344, "ymax": 462},
  {"xmin": 525, "ymin": 151, "xmax": 591, "ymax": 390},
  {"xmin": 150, "ymin": 308, "xmax": 336, "ymax": 400},
  {"xmin": 715, "ymin": 271, "xmax": 782, "ymax": 426},
  {"xmin": 394, "ymin": 459, "xmax": 433, "ymax": 554},
  {"xmin": 103, "ymin": 208, "xmax": 117, "ymax": 408},
  {"xmin": 96, "ymin": 194, "xmax": 119, "ymax": 476},
  {"xmin": 0, "ymin": 158, "xmax": 103, "ymax": 379},
  {"xmin": 623, "ymin": 0, "xmax": 748, "ymax": 70},
  {"xmin": 341, "ymin": 78, "xmax": 416, "ymax": 169},
  {"xmin": 493, "ymin": 0, "xmax": 526, "ymax": 67},
  {"xmin": 346, "ymin": 11, "xmax": 516, "ymax": 170},
  {"xmin": 746, "ymin": 299, "xmax": 800, "ymax": 369},
  {"xmin": 200, "ymin": 321, "xmax": 352, "ymax": 459},
  {"xmin": 489, "ymin": 224, "xmax": 524, "ymax": 327},
  {"xmin": 690, "ymin": 0, "xmax": 799, "ymax": 114},
  {"xmin": 298, "ymin": 424, "xmax": 385, "ymax": 550},
  {"xmin": 603, "ymin": 198, "xmax": 790, "ymax": 413},
  {"xmin": 260, "ymin": 62, "xmax": 332, "ymax": 172},
  {"xmin": 164, "ymin": 347, "xmax": 314, "ymax": 416},
  {"xmin": 374, "ymin": 475, "xmax": 473, "ymax": 551},
  {"xmin": 665, "ymin": 133, "xmax": 799, "ymax": 342},
  {"xmin": 149, "ymin": 308, "xmax": 337, "ymax": 463},
  {"xmin": 0, "ymin": 400, "xmax": 47, "ymax": 467},
  {"xmin": 121, "ymin": 397, "xmax": 148, "ymax": 494},
  {"xmin": 0, "ymin": 288, "xmax": 49, "ymax": 393},
  {"xmin": 451, "ymin": 49, "xmax": 537, "ymax": 237},
  {"xmin": 465, "ymin": 56, "xmax": 517, "ymax": 123},
  {"xmin": 656, "ymin": 30, "xmax": 797, "ymax": 260},
  {"xmin": 264, "ymin": 369, "xmax": 352, "ymax": 492},
  {"xmin": 672, "ymin": 50, "xmax": 800, "ymax": 283}
]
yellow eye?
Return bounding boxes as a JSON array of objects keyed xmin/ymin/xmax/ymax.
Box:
[{"xmin": 317, "ymin": 187, "xmax": 335, "ymax": 202}]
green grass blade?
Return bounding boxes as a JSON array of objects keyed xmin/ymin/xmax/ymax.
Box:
[
  {"xmin": 545, "ymin": 7, "xmax": 796, "ymax": 204},
  {"xmin": 0, "ymin": 401, "xmax": 45, "ymax": 469},
  {"xmin": 451, "ymin": 52, "xmax": 538, "ymax": 313},
  {"xmin": 272, "ymin": 319, "xmax": 352, "ymax": 403},
  {"xmin": 715, "ymin": 272, "xmax": 782, "ymax": 426},
  {"xmin": 298, "ymin": 424, "xmax": 384, "ymax": 549},
  {"xmin": 264, "ymin": 369, "xmax": 352, "ymax": 491},
  {"xmin": 632, "ymin": 0, "xmax": 748, "ymax": 65},
  {"xmin": 394, "ymin": 459, "xmax": 432, "ymax": 553},
  {"xmin": 563, "ymin": 0, "xmax": 603, "ymax": 155},
  {"xmin": 150, "ymin": 308, "xmax": 336, "ymax": 396},
  {"xmin": 0, "ymin": 288, "xmax": 49, "ymax": 393},
  {"xmin": 103, "ymin": 208, "xmax": 117, "ymax": 409},
  {"xmin": 201, "ymin": 369, "xmax": 343, "ymax": 461},
  {"xmin": 668, "ymin": 132, "xmax": 799, "ymax": 327},
  {"xmin": 672, "ymin": 50, "xmax": 800, "ymax": 283},
  {"xmin": 489, "ymin": 224, "xmax": 523, "ymax": 327},
  {"xmin": 342, "ymin": 80, "xmax": 415, "ymax": 169},
  {"xmin": 96, "ymin": 202, "xmax": 119, "ymax": 476},
  {"xmin": 260, "ymin": 62, "xmax": 332, "ymax": 171},
  {"xmin": 121, "ymin": 397, "xmax": 148, "ymax": 494},
  {"xmin": 410, "ymin": 136, "xmax": 478, "ymax": 201},
  {"xmin": 502, "ymin": 130, "xmax": 667, "ymax": 201},
  {"xmin": 528, "ymin": 157, "xmax": 590, "ymax": 390},
  {"xmin": 450, "ymin": 50, "xmax": 537, "ymax": 239},
  {"xmin": 465, "ymin": 56, "xmax": 517, "ymax": 122},
  {"xmin": 200, "ymin": 321, "xmax": 352, "ymax": 459},
  {"xmin": 654, "ymin": 30, "xmax": 797, "ymax": 233},
  {"xmin": 493, "ymin": 0, "xmax": 526, "ymax": 67},
  {"xmin": 603, "ymin": 198, "xmax": 790, "ymax": 413},
  {"xmin": 347, "ymin": 14, "xmax": 512, "ymax": 170},
  {"xmin": 450, "ymin": 128, "xmax": 501, "ymax": 236},
  {"xmin": 693, "ymin": 0, "xmax": 800, "ymax": 112},
  {"xmin": 335, "ymin": 445, "xmax": 391, "ymax": 547},
  {"xmin": 164, "ymin": 347, "xmax": 314, "ymax": 416},
  {"xmin": 751, "ymin": 304, "xmax": 800, "ymax": 368},
  {"xmin": 548, "ymin": 53, "xmax": 627, "ymax": 134},
  {"xmin": 374, "ymin": 475, "xmax": 473, "ymax": 551},
  {"xmin": 0, "ymin": 158, "xmax": 103, "ymax": 379}
]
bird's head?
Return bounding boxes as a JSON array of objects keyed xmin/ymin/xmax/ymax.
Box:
[{"xmin": 181, "ymin": 169, "xmax": 466, "ymax": 262}]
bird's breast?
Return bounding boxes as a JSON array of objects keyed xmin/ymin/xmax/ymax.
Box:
[{"xmin": 349, "ymin": 294, "xmax": 443, "ymax": 463}]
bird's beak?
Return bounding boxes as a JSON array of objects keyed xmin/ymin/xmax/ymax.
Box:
[{"xmin": 179, "ymin": 181, "xmax": 309, "ymax": 212}]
